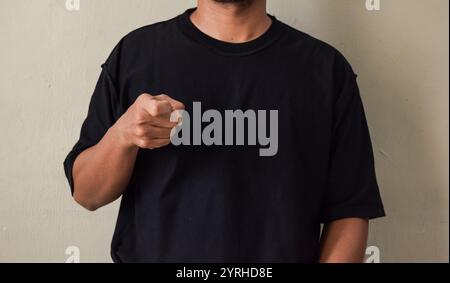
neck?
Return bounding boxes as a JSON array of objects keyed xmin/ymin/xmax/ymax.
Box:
[{"xmin": 191, "ymin": 0, "xmax": 271, "ymax": 43}]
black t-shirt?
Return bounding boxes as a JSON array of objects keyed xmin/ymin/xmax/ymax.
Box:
[{"xmin": 64, "ymin": 8, "xmax": 385, "ymax": 263}]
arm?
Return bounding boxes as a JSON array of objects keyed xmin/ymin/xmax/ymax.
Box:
[
  {"xmin": 72, "ymin": 93, "xmax": 184, "ymax": 211},
  {"xmin": 319, "ymin": 218, "xmax": 368, "ymax": 263}
]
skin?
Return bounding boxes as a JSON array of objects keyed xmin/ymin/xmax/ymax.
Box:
[
  {"xmin": 72, "ymin": 94, "xmax": 184, "ymax": 211},
  {"xmin": 191, "ymin": 0, "xmax": 272, "ymax": 43},
  {"xmin": 72, "ymin": 0, "xmax": 369, "ymax": 263},
  {"xmin": 319, "ymin": 218, "xmax": 369, "ymax": 263}
]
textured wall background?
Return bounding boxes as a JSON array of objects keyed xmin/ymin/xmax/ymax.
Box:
[{"xmin": 0, "ymin": 0, "xmax": 448, "ymax": 262}]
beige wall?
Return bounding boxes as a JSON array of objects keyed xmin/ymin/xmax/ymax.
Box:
[{"xmin": 0, "ymin": 0, "xmax": 448, "ymax": 262}]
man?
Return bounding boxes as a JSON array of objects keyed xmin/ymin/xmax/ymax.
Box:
[{"xmin": 64, "ymin": 0, "xmax": 385, "ymax": 263}]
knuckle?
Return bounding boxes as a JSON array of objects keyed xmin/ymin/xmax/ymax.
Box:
[
  {"xmin": 136, "ymin": 93, "xmax": 153, "ymax": 106},
  {"xmin": 136, "ymin": 94, "xmax": 145, "ymax": 104},
  {"xmin": 134, "ymin": 126, "xmax": 146, "ymax": 138},
  {"xmin": 148, "ymin": 102, "xmax": 159, "ymax": 116},
  {"xmin": 157, "ymin": 94, "xmax": 169, "ymax": 100},
  {"xmin": 137, "ymin": 138, "xmax": 151, "ymax": 149},
  {"xmin": 150, "ymin": 101, "xmax": 167, "ymax": 116},
  {"xmin": 140, "ymin": 93, "xmax": 152, "ymax": 100},
  {"xmin": 134, "ymin": 111, "xmax": 147, "ymax": 124}
]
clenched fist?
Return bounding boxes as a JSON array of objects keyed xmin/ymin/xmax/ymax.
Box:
[{"xmin": 113, "ymin": 93, "xmax": 185, "ymax": 149}]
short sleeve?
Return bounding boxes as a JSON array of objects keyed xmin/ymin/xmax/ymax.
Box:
[
  {"xmin": 320, "ymin": 53, "xmax": 385, "ymax": 223},
  {"xmin": 63, "ymin": 43, "xmax": 125, "ymax": 195}
]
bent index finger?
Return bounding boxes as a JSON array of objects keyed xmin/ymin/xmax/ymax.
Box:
[
  {"xmin": 155, "ymin": 94, "xmax": 185, "ymax": 110},
  {"xmin": 150, "ymin": 116, "xmax": 179, "ymax": 129}
]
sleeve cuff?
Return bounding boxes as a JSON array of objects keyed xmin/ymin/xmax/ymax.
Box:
[
  {"xmin": 63, "ymin": 145, "xmax": 92, "ymax": 196},
  {"xmin": 320, "ymin": 204, "xmax": 386, "ymax": 224}
]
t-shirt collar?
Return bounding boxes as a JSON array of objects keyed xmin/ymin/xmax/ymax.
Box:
[{"xmin": 176, "ymin": 8, "xmax": 284, "ymax": 56}]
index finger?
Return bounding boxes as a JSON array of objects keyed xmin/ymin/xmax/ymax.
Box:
[{"xmin": 155, "ymin": 94, "xmax": 185, "ymax": 111}]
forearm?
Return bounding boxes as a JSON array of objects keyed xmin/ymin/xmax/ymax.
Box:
[
  {"xmin": 319, "ymin": 218, "xmax": 368, "ymax": 263},
  {"xmin": 70, "ymin": 93, "xmax": 183, "ymax": 211},
  {"xmin": 72, "ymin": 124, "xmax": 138, "ymax": 211}
]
